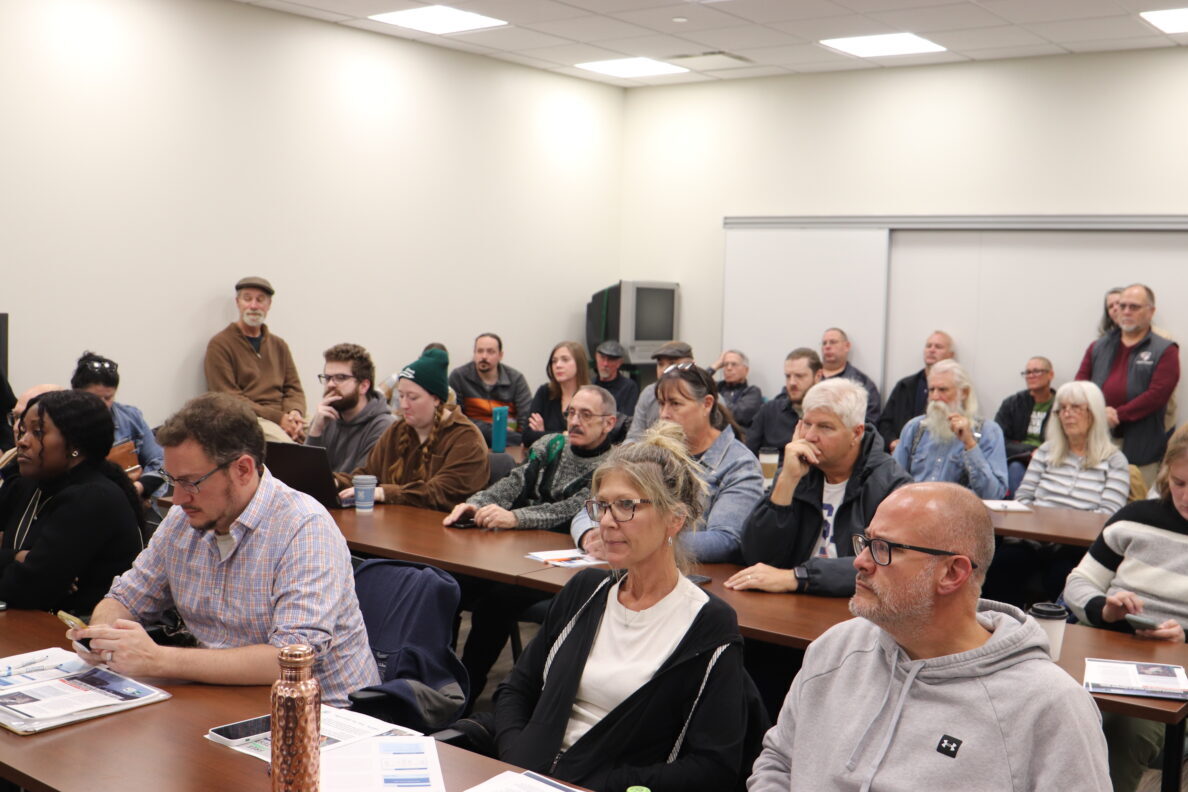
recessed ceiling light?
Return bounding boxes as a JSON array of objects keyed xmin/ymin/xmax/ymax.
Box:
[
  {"xmin": 820, "ymin": 32, "xmax": 945, "ymax": 58},
  {"xmin": 576, "ymin": 57, "xmax": 689, "ymax": 78},
  {"xmin": 673, "ymin": 17, "xmax": 689, "ymax": 23},
  {"xmin": 369, "ymin": 6, "xmax": 507, "ymax": 35},
  {"xmin": 1141, "ymin": 8, "xmax": 1188, "ymax": 34}
]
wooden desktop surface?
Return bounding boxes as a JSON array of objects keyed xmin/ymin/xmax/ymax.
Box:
[
  {"xmin": 0, "ymin": 611, "xmax": 554, "ymax": 792},
  {"xmin": 989, "ymin": 504, "xmax": 1107, "ymax": 547},
  {"xmin": 336, "ymin": 505, "xmax": 576, "ymax": 584}
]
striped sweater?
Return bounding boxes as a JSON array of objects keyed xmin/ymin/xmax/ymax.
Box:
[
  {"xmin": 1015, "ymin": 443, "xmax": 1129, "ymax": 515},
  {"xmin": 1063, "ymin": 499, "xmax": 1188, "ymax": 634}
]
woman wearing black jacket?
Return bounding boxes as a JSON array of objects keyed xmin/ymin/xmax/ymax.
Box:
[
  {"xmin": 0, "ymin": 390, "xmax": 143, "ymax": 614},
  {"xmin": 492, "ymin": 422, "xmax": 766, "ymax": 791}
]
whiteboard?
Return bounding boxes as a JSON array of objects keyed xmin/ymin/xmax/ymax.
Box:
[{"xmin": 721, "ymin": 228, "xmax": 888, "ymax": 402}]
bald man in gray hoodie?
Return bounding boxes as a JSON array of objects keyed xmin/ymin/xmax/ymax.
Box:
[{"xmin": 748, "ymin": 482, "xmax": 1109, "ymax": 792}]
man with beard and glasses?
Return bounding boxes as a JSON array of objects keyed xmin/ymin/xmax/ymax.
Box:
[
  {"xmin": 747, "ymin": 483, "xmax": 1110, "ymax": 792},
  {"xmin": 204, "ymin": 276, "xmax": 307, "ymax": 443},
  {"xmin": 892, "ymin": 359, "xmax": 1007, "ymax": 499},
  {"xmin": 67, "ymin": 392, "xmax": 378, "ymax": 707},
  {"xmin": 305, "ymin": 343, "xmax": 395, "ymax": 473}
]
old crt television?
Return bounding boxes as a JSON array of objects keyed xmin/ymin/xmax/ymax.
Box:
[{"xmin": 586, "ymin": 281, "xmax": 680, "ymax": 363}]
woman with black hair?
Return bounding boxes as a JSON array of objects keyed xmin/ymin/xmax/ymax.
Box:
[
  {"xmin": 71, "ymin": 351, "xmax": 165, "ymax": 499},
  {"xmin": 0, "ymin": 390, "xmax": 143, "ymax": 614}
]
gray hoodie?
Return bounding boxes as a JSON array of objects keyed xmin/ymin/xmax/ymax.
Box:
[
  {"xmin": 748, "ymin": 601, "xmax": 1110, "ymax": 792},
  {"xmin": 305, "ymin": 392, "xmax": 396, "ymax": 473}
]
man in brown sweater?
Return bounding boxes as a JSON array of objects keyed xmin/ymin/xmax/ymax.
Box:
[{"xmin": 204, "ymin": 276, "xmax": 306, "ymax": 442}]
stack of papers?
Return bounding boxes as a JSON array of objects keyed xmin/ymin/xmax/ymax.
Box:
[
  {"xmin": 983, "ymin": 500, "xmax": 1032, "ymax": 512},
  {"xmin": 526, "ymin": 550, "xmax": 606, "ymax": 568},
  {"xmin": 321, "ymin": 736, "xmax": 444, "ymax": 791},
  {"xmin": 1083, "ymin": 658, "xmax": 1188, "ymax": 700},
  {"xmin": 0, "ymin": 647, "xmax": 170, "ymax": 734}
]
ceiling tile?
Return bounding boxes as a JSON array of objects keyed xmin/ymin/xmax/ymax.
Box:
[
  {"xmin": 704, "ymin": 64, "xmax": 793, "ymax": 78},
  {"xmin": 529, "ymin": 14, "xmax": 656, "ymax": 40},
  {"xmin": 1062, "ymin": 36, "xmax": 1174, "ymax": 52},
  {"xmin": 681, "ymin": 24, "xmax": 806, "ymax": 50},
  {"xmin": 709, "ymin": 0, "xmax": 851, "ymax": 24},
  {"xmin": 831, "ymin": 0, "xmax": 963, "ymax": 11},
  {"xmin": 963, "ymin": 43, "xmax": 1069, "ymax": 60},
  {"xmin": 559, "ymin": 0, "xmax": 674, "ymax": 13},
  {"xmin": 594, "ymin": 33, "xmax": 711, "ymax": 57},
  {"xmin": 927, "ymin": 25, "xmax": 1047, "ymax": 50},
  {"xmin": 485, "ymin": 49, "xmax": 570, "ymax": 68},
  {"xmin": 974, "ymin": 0, "xmax": 1127, "ymax": 25},
  {"xmin": 457, "ymin": 0, "xmax": 589, "ymax": 25},
  {"xmin": 769, "ymin": 14, "xmax": 896, "ymax": 40},
  {"xmin": 428, "ymin": 35, "xmax": 499, "ymax": 54},
  {"xmin": 250, "ymin": 0, "xmax": 353, "ymax": 21},
  {"xmin": 519, "ymin": 41, "xmax": 633, "ymax": 63},
  {"xmin": 634, "ymin": 70, "xmax": 716, "ymax": 84},
  {"xmin": 449, "ymin": 25, "xmax": 571, "ymax": 48},
  {"xmin": 340, "ymin": 17, "xmax": 427, "ymax": 37},
  {"xmin": 863, "ymin": 50, "xmax": 968, "ymax": 66},
  {"xmin": 734, "ymin": 42, "xmax": 856, "ymax": 64},
  {"xmin": 867, "ymin": 3, "xmax": 1011, "ymax": 33},
  {"xmin": 789, "ymin": 58, "xmax": 876, "ymax": 72},
  {"xmin": 611, "ymin": 3, "xmax": 751, "ymax": 34},
  {"xmin": 1025, "ymin": 15, "xmax": 1159, "ymax": 43}
]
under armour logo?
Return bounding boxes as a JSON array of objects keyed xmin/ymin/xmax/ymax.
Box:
[{"xmin": 936, "ymin": 735, "xmax": 962, "ymax": 758}]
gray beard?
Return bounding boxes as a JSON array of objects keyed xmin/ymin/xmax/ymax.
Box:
[{"xmin": 922, "ymin": 400, "xmax": 960, "ymax": 442}]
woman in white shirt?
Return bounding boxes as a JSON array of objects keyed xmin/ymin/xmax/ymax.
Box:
[{"xmin": 492, "ymin": 422, "xmax": 764, "ymax": 792}]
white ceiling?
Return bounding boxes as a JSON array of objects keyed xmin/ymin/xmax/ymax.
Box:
[{"xmin": 231, "ymin": 0, "xmax": 1188, "ymax": 86}]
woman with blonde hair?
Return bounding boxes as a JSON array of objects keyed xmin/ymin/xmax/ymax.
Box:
[
  {"xmin": 492, "ymin": 422, "xmax": 764, "ymax": 791},
  {"xmin": 337, "ymin": 348, "xmax": 488, "ymax": 510},
  {"xmin": 522, "ymin": 341, "xmax": 591, "ymax": 447}
]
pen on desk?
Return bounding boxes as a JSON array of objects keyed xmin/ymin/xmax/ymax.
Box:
[{"xmin": 2, "ymin": 661, "xmax": 58, "ymax": 677}]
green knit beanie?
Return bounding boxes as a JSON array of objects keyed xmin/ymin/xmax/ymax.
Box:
[{"xmin": 400, "ymin": 348, "xmax": 449, "ymax": 402}]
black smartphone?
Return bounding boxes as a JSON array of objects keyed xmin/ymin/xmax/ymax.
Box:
[
  {"xmin": 207, "ymin": 714, "xmax": 272, "ymax": 746},
  {"xmin": 1125, "ymin": 613, "xmax": 1161, "ymax": 631},
  {"xmin": 686, "ymin": 574, "xmax": 711, "ymax": 586}
]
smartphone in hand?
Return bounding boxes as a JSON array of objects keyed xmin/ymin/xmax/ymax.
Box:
[{"xmin": 57, "ymin": 610, "xmax": 92, "ymax": 651}]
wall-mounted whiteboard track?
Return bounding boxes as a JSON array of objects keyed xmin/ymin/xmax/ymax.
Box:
[{"xmin": 723, "ymin": 217, "xmax": 1188, "ymax": 429}]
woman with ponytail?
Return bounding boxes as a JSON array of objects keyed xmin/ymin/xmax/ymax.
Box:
[
  {"xmin": 0, "ymin": 390, "xmax": 143, "ymax": 614},
  {"xmin": 572, "ymin": 363, "xmax": 762, "ymax": 564},
  {"xmin": 491, "ymin": 422, "xmax": 766, "ymax": 792},
  {"xmin": 337, "ymin": 348, "xmax": 489, "ymax": 511}
]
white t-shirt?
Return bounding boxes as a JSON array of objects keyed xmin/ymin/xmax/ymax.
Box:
[
  {"xmin": 562, "ymin": 575, "xmax": 709, "ymax": 750},
  {"xmin": 811, "ymin": 479, "xmax": 848, "ymax": 559}
]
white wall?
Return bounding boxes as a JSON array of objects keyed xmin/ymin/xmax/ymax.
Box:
[
  {"xmin": 620, "ymin": 48, "xmax": 1188, "ymax": 373},
  {"xmin": 1, "ymin": 0, "xmax": 624, "ymax": 424}
]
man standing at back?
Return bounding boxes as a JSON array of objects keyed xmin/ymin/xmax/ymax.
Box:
[
  {"xmin": 878, "ymin": 330, "xmax": 955, "ymax": 451},
  {"xmin": 1076, "ymin": 282, "xmax": 1180, "ymax": 484},
  {"xmin": 71, "ymin": 392, "xmax": 378, "ymax": 707},
  {"xmin": 820, "ymin": 328, "xmax": 880, "ymax": 425},
  {"xmin": 204, "ymin": 276, "xmax": 306, "ymax": 443},
  {"xmin": 449, "ymin": 333, "xmax": 533, "ymax": 448},
  {"xmin": 748, "ymin": 482, "xmax": 1110, "ymax": 791}
]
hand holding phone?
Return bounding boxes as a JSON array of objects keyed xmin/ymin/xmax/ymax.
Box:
[
  {"xmin": 1125, "ymin": 613, "xmax": 1161, "ymax": 631},
  {"xmin": 57, "ymin": 610, "xmax": 92, "ymax": 651}
]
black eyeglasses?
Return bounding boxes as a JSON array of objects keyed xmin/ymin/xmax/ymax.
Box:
[
  {"xmin": 161, "ymin": 461, "xmax": 231, "ymax": 495},
  {"xmin": 565, "ymin": 407, "xmax": 611, "ymax": 422},
  {"xmin": 852, "ymin": 534, "xmax": 977, "ymax": 569},
  {"xmin": 585, "ymin": 499, "xmax": 653, "ymax": 522},
  {"xmin": 1019, "ymin": 369, "xmax": 1050, "ymax": 377},
  {"xmin": 317, "ymin": 373, "xmax": 357, "ymax": 385}
]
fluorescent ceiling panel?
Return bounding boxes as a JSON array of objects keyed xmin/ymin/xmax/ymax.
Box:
[
  {"xmin": 1140, "ymin": 8, "xmax": 1188, "ymax": 34},
  {"xmin": 369, "ymin": 5, "xmax": 507, "ymax": 34},
  {"xmin": 576, "ymin": 57, "xmax": 689, "ymax": 77},
  {"xmin": 820, "ymin": 32, "xmax": 946, "ymax": 57}
]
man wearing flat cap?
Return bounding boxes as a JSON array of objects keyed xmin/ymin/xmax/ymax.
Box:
[
  {"xmin": 592, "ymin": 340, "xmax": 639, "ymax": 418},
  {"xmin": 204, "ymin": 276, "xmax": 307, "ymax": 442}
]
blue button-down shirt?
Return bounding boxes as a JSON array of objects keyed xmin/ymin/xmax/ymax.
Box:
[{"xmin": 892, "ymin": 415, "xmax": 1008, "ymax": 499}]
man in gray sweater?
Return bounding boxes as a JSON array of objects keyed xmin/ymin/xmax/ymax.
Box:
[
  {"xmin": 305, "ymin": 343, "xmax": 395, "ymax": 473},
  {"xmin": 749, "ymin": 482, "xmax": 1110, "ymax": 792}
]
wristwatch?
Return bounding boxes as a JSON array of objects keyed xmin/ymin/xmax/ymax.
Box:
[{"xmin": 793, "ymin": 566, "xmax": 809, "ymax": 591}]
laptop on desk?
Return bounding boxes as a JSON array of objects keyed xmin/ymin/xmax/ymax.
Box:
[{"xmin": 265, "ymin": 442, "xmax": 343, "ymax": 510}]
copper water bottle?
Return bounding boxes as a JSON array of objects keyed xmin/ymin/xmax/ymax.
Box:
[{"xmin": 271, "ymin": 644, "xmax": 321, "ymax": 792}]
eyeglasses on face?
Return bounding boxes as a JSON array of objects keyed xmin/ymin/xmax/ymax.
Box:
[
  {"xmin": 161, "ymin": 461, "xmax": 231, "ymax": 495},
  {"xmin": 1057, "ymin": 403, "xmax": 1088, "ymax": 415},
  {"xmin": 565, "ymin": 407, "xmax": 610, "ymax": 422},
  {"xmin": 1019, "ymin": 369, "xmax": 1050, "ymax": 377},
  {"xmin": 585, "ymin": 498, "xmax": 653, "ymax": 522},
  {"xmin": 317, "ymin": 373, "xmax": 357, "ymax": 385},
  {"xmin": 852, "ymin": 534, "xmax": 977, "ymax": 569}
]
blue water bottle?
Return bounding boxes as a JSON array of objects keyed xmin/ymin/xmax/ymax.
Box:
[{"xmin": 491, "ymin": 406, "xmax": 508, "ymax": 452}]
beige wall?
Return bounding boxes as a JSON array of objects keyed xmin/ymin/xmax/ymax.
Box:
[{"xmin": 1, "ymin": 0, "xmax": 624, "ymax": 423}]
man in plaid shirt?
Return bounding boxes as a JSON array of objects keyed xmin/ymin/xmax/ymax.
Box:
[{"xmin": 69, "ymin": 392, "xmax": 378, "ymax": 706}]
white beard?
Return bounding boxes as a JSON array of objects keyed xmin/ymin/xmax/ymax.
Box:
[{"xmin": 922, "ymin": 400, "xmax": 961, "ymax": 442}]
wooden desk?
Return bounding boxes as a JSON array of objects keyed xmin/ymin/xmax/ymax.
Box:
[
  {"xmin": 336, "ymin": 505, "xmax": 578, "ymax": 584},
  {"xmin": 519, "ymin": 563, "xmax": 855, "ymax": 649},
  {"xmin": 990, "ymin": 504, "xmax": 1106, "ymax": 547},
  {"xmin": 0, "ymin": 611, "xmax": 560, "ymax": 792}
]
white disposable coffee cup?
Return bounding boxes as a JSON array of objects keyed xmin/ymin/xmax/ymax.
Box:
[
  {"xmin": 352, "ymin": 474, "xmax": 378, "ymax": 512},
  {"xmin": 759, "ymin": 447, "xmax": 779, "ymax": 490},
  {"xmin": 1028, "ymin": 602, "xmax": 1068, "ymax": 660}
]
